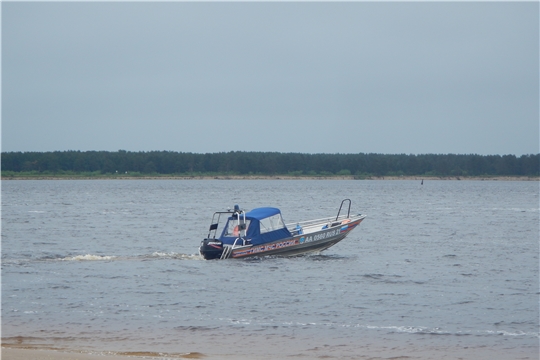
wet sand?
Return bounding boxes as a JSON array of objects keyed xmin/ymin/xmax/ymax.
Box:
[
  {"xmin": 3, "ymin": 345, "xmax": 538, "ymax": 360},
  {"xmin": 1, "ymin": 348, "xmax": 215, "ymax": 360},
  {"xmin": 3, "ymin": 348, "xmax": 126, "ymax": 360}
]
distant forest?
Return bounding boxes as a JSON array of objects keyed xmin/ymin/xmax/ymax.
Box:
[{"xmin": 1, "ymin": 151, "xmax": 539, "ymax": 177}]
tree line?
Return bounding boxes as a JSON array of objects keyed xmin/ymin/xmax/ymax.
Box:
[{"xmin": 1, "ymin": 151, "xmax": 539, "ymax": 177}]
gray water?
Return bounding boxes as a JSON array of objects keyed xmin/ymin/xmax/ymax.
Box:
[{"xmin": 2, "ymin": 180, "xmax": 538, "ymax": 359}]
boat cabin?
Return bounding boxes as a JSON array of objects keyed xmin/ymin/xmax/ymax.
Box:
[{"xmin": 219, "ymin": 207, "xmax": 292, "ymax": 246}]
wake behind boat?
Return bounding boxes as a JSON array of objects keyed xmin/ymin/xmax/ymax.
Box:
[{"xmin": 199, "ymin": 199, "xmax": 366, "ymax": 260}]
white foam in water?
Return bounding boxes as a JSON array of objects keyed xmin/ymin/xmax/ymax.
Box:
[
  {"xmin": 363, "ymin": 324, "xmax": 539, "ymax": 337},
  {"xmin": 484, "ymin": 329, "xmax": 538, "ymax": 337},
  {"xmin": 62, "ymin": 254, "xmax": 117, "ymax": 261},
  {"xmin": 151, "ymin": 252, "xmax": 202, "ymax": 260},
  {"xmin": 151, "ymin": 251, "xmax": 176, "ymax": 257}
]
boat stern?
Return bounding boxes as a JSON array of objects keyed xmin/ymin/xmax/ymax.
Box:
[{"xmin": 199, "ymin": 239, "xmax": 224, "ymax": 260}]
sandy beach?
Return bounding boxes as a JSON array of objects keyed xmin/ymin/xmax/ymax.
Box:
[
  {"xmin": 1, "ymin": 348, "xmax": 212, "ymax": 360},
  {"xmin": 3, "ymin": 345, "xmax": 537, "ymax": 360},
  {"xmin": 2, "ymin": 348, "xmax": 129, "ymax": 360}
]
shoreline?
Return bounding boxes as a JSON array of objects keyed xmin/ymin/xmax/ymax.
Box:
[
  {"xmin": 2, "ymin": 343, "xmax": 537, "ymax": 360},
  {"xmin": 1, "ymin": 348, "xmax": 208, "ymax": 360},
  {"xmin": 1, "ymin": 175, "xmax": 538, "ymax": 181}
]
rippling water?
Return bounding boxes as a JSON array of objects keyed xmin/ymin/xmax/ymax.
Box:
[{"xmin": 2, "ymin": 180, "xmax": 538, "ymax": 359}]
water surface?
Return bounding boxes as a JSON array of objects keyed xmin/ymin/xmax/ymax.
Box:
[{"xmin": 2, "ymin": 180, "xmax": 538, "ymax": 359}]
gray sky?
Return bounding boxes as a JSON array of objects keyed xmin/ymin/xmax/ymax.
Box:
[{"xmin": 2, "ymin": 2, "xmax": 538, "ymax": 155}]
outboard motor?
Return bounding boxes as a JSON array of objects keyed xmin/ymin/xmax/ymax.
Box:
[{"xmin": 199, "ymin": 239, "xmax": 224, "ymax": 260}]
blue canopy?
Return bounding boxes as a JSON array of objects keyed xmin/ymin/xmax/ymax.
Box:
[
  {"xmin": 219, "ymin": 207, "xmax": 292, "ymax": 245},
  {"xmin": 245, "ymin": 207, "xmax": 281, "ymax": 220}
]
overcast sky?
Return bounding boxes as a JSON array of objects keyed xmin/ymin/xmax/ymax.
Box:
[{"xmin": 2, "ymin": 2, "xmax": 538, "ymax": 155}]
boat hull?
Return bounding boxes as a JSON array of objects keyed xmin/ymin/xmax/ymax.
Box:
[{"xmin": 213, "ymin": 217, "xmax": 365, "ymax": 260}]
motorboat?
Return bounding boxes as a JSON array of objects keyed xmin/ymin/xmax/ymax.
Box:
[{"xmin": 199, "ymin": 199, "xmax": 366, "ymax": 260}]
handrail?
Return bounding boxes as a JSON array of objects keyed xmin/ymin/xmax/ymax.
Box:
[
  {"xmin": 207, "ymin": 212, "xmax": 228, "ymax": 239},
  {"xmin": 335, "ymin": 199, "xmax": 351, "ymax": 221},
  {"xmin": 232, "ymin": 238, "xmax": 244, "ymax": 248},
  {"xmin": 206, "ymin": 208, "xmax": 247, "ymax": 241},
  {"xmin": 207, "ymin": 210, "xmax": 235, "ymax": 239},
  {"xmin": 285, "ymin": 200, "xmax": 358, "ymax": 235},
  {"xmin": 286, "ymin": 214, "xmax": 349, "ymax": 228}
]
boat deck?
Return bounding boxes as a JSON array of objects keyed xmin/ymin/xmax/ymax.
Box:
[{"xmin": 286, "ymin": 214, "xmax": 357, "ymax": 236}]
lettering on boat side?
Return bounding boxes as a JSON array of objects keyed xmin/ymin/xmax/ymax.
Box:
[
  {"xmin": 232, "ymin": 239, "xmax": 299, "ymax": 257},
  {"xmin": 301, "ymin": 228, "xmax": 339, "ymax": 244},
  {"xmin": 230, "ymin": 220, "xmax": 361, "ymax": 258}
]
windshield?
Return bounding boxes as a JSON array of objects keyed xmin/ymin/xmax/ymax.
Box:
[
  {"xmin": 223, "ymin": 219, "xmax": 251, "ymax": 237},
  {"xmin": 259, "ymin": 213, "xmax": 286, "ymax": 234}
]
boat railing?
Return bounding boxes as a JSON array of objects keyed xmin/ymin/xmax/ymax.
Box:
[
  {"xmin": 206, "ymin": 210, "xmax": 234, "ymax": 240},
  {"xmin": 335, "ymin": 199, "xmax": 352, "ymax": 221},
  {"xmin": 288, "ymin": 199, "xmax": 354, "ymax": 235},
  {"xmin": 206, "ymin": 207, "xmax": 248, "ymax": 241},
  {"xmin": 286, "ymin": 214, "xmax": 352, "ymax": 235},
  {"xmin": 231, "ymin": 237, "xmax": 251, "ymax": 249}
]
